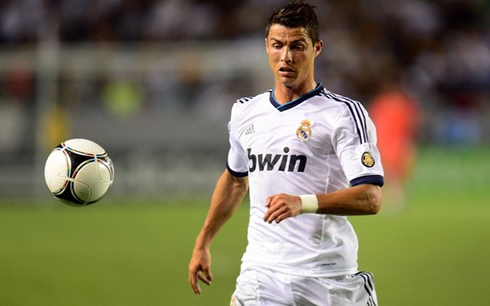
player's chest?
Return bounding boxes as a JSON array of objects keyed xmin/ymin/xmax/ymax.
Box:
[{"xmin": 238, "ymin": 109, "xmax": 334, "ymax": 155}]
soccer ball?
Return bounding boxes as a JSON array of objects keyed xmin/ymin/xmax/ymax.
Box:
[{"xmin": 44, "ymin": 138, "xmax": 114, "ymax": 207}]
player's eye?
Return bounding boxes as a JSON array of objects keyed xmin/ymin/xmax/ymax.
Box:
[{"xmin": 291, "ymin": 44, "xmax": 304, "ymax": 51}]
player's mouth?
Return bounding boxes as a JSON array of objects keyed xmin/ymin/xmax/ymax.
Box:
[{"xmin": 279, "ymin": 66, "xmax": 295, "ymax": 77}]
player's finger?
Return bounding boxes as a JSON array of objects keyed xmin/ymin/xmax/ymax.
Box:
[
  {"xmin": 189, "ymin": 270, "xmax": 201, "ymax": 294},
  {"xmin": 275, "ymin": 211, "xmax": 291, "ymax": 223},
  {"xmin": 263, "ymin": 208, "xmax": 270, "ymax": 222},
  {"xmin": 263, "ymin": 195, "xmax": 278, "ymax": 221},
  {"xmin": 263, "ymin": 204, "xmax": 275, "ymax": 222},
  {"xmin": 265, "ymin": 205, "xmax": 289, "ymax": 223},
  {"xmin": 198, "ymin": 270, "xmax": 213, "ymax": 286},
  {"xmin": 265, "ymin": 195, "xmax": 273, "ymax": 208}
]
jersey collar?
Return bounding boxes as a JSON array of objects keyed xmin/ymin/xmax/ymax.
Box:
[{"xmin": 270, "ymin": 83, "xmax": 324, "ymax": 112}]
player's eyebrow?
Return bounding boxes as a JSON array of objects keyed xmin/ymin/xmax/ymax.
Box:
[{"xmin": 269, "ymin": 37, "xmax": 309, "ymax": 44}]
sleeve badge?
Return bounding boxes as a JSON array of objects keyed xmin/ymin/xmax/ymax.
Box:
[{"xmin": 361, "ymin": 151, "xmax": 375, "ymax": 168}]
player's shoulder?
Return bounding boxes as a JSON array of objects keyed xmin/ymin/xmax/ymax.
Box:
[
  {"xmin": 317, "ymin": 88, "xmax": 370, "ymax": 118},
  {"xmin": 317, "ymin": 88, "xmax": 363, "ymax": 108},
  {"xmin": 235, "ymin": 89, "xmax": 271, "ymax": 106},
  {"xmin": 231, "ymin": 90, "xmax": 271, "ymax": 115},
  {"xmin": 229, "ymin": 90, "xmax": 270, "ymax": 123}
]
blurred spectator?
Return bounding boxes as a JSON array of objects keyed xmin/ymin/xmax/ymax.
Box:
[
  {"xmin": 102, "ymin": 74, "xmax": 144, "ymax": 117},
  {"xmin": 369, "ymin": 73, "xmax": 421, "ymax": 210},
  {"xmin": 4, "ymin": 59, "xmax": 34, "ymax": 102}
]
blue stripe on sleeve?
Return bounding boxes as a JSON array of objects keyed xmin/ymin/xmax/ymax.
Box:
[
  {"xmin": 226, "ymin": 162, "xmax": 248, "ymax": 177},
  {"xmin": 350, "ymin": 175, "xmax": 384, "ymax": 187}
]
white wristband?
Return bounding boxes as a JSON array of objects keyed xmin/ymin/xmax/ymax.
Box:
[{"xmin": 300, "ymin": 194, "xmax": 318, "ymax": 214}]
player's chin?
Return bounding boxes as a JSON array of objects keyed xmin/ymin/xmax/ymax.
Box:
[{"xmin": 277, "ymin": 78, "xmax": 297, "ymax": 88}]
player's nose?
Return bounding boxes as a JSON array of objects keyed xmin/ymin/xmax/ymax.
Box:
[{"xmin": 280, "ymin": 48, "xmax": 293, "ymax": 63}]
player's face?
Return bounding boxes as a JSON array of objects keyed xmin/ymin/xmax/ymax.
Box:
[{"xmin": 266, "ymin": 24, "xmax": 322, "ymax": 92}]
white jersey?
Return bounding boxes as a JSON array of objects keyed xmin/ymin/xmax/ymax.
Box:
[{"xmin": 226, "ymin": 83, "xmax": 384, "ymax": 277}]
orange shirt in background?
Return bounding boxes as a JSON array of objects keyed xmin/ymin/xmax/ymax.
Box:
[{"xmin": 369, "ymin": 91, "xmax": 420, "ymax": 181}]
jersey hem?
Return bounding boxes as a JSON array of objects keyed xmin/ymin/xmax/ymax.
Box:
[{"xmin": 240, "ymin": 262, "xmax": 358, "ymax": 278}]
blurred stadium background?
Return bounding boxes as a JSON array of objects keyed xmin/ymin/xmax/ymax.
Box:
[{"xmin": 0, "ymin": 0, "xmax": 489, "ymax": 305}]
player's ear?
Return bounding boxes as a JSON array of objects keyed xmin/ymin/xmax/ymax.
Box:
[{"xmin": 314, "ymin": 40, "xmax": 323, "ymax": 57}]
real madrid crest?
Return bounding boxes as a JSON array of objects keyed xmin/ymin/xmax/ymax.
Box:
[
  {"xmin": 296, "ymin": 119, "xmax": 313, "ymax": 141},
  {"xmin": 361, "ymin": 151, "xmax": 375, "ymax": 168}
]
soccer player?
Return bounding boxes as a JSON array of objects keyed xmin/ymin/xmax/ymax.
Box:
[
  {"xmin": 369, "ymin": 77, "xmax": 420, "ymax": 210},
  {"xmin": 188, "ymin": 1, "xmax": 384, "ymax": 305}
]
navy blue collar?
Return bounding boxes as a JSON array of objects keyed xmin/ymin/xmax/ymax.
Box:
[{"xmin": 270, "ymin": 83, "xmax": 324, "ymax": 112}]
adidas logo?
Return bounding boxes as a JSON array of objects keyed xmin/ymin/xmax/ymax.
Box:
[{"xmin": 245, "ymin": 124, "xmax": 255, "ymax": 135}]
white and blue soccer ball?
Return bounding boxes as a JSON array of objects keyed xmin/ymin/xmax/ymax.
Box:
[{"xmin": 44, "ymin": 138, "xmax": 114, "ymax": 207}]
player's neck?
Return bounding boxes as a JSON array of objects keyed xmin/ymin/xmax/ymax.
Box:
[{"xmin": 274, "ymin": 80, "xmax": 318, "ymax": 104}]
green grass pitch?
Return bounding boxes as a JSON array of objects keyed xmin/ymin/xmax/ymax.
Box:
[{"xmin": 0, "ymin": 146, "xmax": 489, "ymax": 305}]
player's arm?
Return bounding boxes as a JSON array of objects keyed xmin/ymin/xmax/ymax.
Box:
[
  {"xmin": 264, "ymin": 183, "xmax": 381, "ymax": 223},
  {"xmin": 189, "ymin": 169, "xmax": 248, "ymax": 294},
  {"xmin": 316, "ymin": 183, "xmax": 381, "ymax": 215}
]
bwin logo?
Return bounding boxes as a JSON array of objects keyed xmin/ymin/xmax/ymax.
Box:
[{"xmin": 248, "ymin": 147, "xmax": 307, "ymax": 172}]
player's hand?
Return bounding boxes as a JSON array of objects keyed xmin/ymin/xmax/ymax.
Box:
[
  {"xmin": 264, "ymin": 193, "xmax": 302, "ymax": 224},
  {"xmin": 188, "ymin": 247, "xmax": 213, "ymax": 294}
]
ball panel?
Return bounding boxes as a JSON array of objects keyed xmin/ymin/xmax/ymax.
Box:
[
  {"xmin": 44, "ymin": 149, "xmax": 70, "ymax": 193},
  {"xmin": 64, "ymin": 139, "xmax": 106, "ymax": 155},
  {"xmin": 72, "ymin": 176, "xmax": 93, "ymax": 203},
  {"xmin": 98, "ymin": 157, "xmax": 115, "ymax": 183},
  {"xmin": 72, "ymin": 161, "xmax": 112, "ymax": 203},
  {"xmin": 53, "ymin": 178, "xmax": 86, "ymax": 206}
]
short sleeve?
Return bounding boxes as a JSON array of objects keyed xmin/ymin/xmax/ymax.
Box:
[
  {"xmin": 226, "ymin": 104, "xmax": 249, "ymax": 177},
  {"xmin": 333, "ymin": 104, "xmax": 384, "ymax": 187}
]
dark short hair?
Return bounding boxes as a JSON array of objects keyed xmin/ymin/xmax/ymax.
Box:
[{"xmin": 265, "ymin": 0, "xmax": 320, "ymax": 44}]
